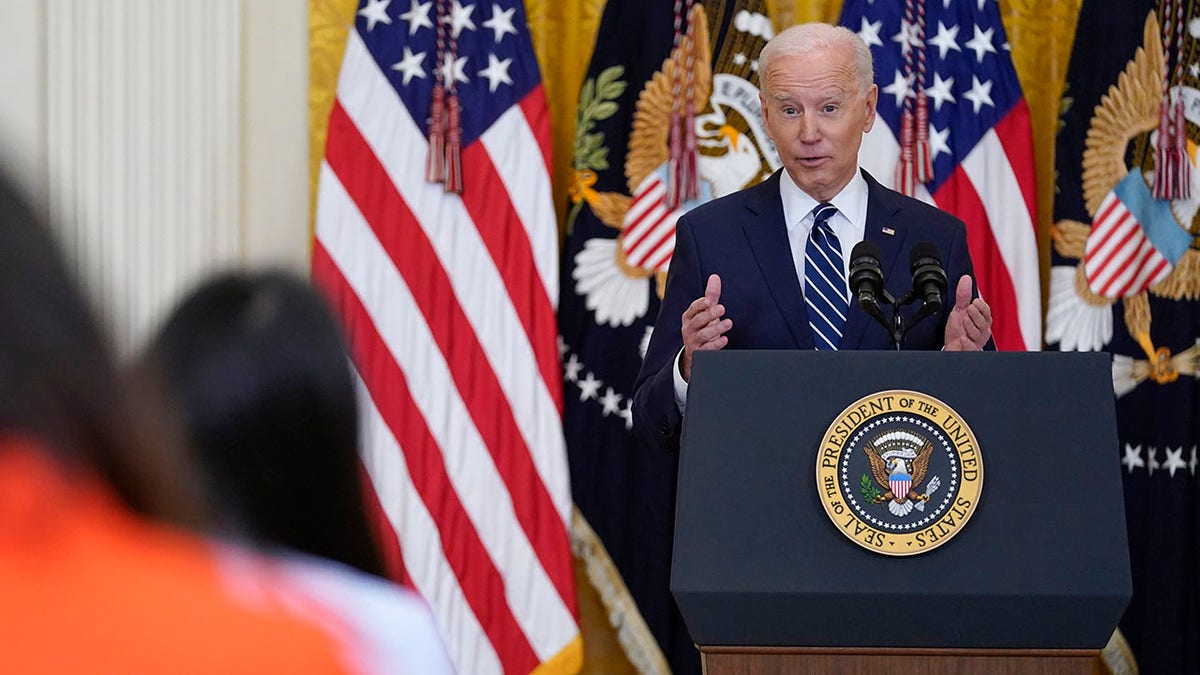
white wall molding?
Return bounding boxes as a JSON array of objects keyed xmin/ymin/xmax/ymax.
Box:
[
  {"xmin": 46, "ymin": 0, "xmax": 242, "ymax": 356},
  {"xmin": 1, "ymin": 1, "xmax": 308, "ymax": 356}
]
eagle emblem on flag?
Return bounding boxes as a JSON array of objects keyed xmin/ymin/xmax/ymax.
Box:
[
  {"xmin": 1047, "ymin": 11, "xmax": 1200, "ymax": 391},
  {"xmin": 862, "ymin": 430, "xmax": 942, "ymax": 517},
  {"xmin": 567, "ymin": 3, "xmax": 779, "ymax": 328}
]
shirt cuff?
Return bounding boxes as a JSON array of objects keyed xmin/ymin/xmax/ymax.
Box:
[{"xmin": 672, "ymin": 348, "xmax": 688, "ymax": 413}]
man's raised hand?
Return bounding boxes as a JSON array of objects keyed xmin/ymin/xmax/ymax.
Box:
[
  {"xmin": 679, "ymin": 274, "xmax": 732, "ymax": 381},
  {"xmin": 943, "ymin": 275, "xmax": 992, "ymax": 351}
]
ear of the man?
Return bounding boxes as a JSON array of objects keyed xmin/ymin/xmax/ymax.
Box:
[
  {"xmin": 862, "ymin": 84, "xmax": 878, "ymax": 133},
  {"xmin": 759, "ymin": 90, "xmax": 773, "ymax": 131}
]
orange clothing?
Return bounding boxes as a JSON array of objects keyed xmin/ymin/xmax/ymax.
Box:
[{"xmin": 0, "ymin": 441, "xmax": 350, "ymax": 674}]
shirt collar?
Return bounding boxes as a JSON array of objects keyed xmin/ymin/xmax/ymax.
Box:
[{"xmin": 780, "ymin": 169, "xmax": 869, "ymax": 233}]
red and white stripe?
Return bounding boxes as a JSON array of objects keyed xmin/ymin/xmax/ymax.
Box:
[
  {"xmin": 890, "ymin": 478, "xmax": 912, "ymax": 499},
  {"xmin": 621, "ymin": 173, "xmax": 683, "ymax": 272},
  {"xmin": 859, "ymin": 102, "xmax": 1041, "ymax": 352},
  {"xmin": 1084, "ymin": 192, "xmax": 1173, "ymax": 298},
  {"xmin": 314, "ymin": 29, "xmax": 578, "ymax": 675}
]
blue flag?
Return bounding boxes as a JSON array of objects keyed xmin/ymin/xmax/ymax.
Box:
[
  {"xmin": 1050, "ymin": 2, "xmax": 1199, "ymax": 672},
  {"xmin": 559, "ymin": 1, "xmax": 778, "ymax": 672}
]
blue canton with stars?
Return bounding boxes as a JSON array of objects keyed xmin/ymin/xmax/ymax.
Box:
[
  {"xmin": 356, "ymin": 0, "xmax": 542, "ymax": 145},
  {"xmin": 840, "ymin": 0, "xmax": 1024, "ymax": 194}
]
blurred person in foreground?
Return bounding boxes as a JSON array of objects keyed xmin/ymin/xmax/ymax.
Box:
[
  {"xmin": 139, "ymin": 270, "xmax": 454, "ymax": 674},
  {"xmin": 0, "ymin": 174, "xmax": 349, "ymax": 673}
]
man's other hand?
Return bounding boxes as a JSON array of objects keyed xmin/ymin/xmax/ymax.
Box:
[
  {"xmin": 679, "ymin": 274, "xmax": 732, "ymax": 381},
  {"xmin": 943, "ymin": 275, "xmax": 992, "ymax": 351}
]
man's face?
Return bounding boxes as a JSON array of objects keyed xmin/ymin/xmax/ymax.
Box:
[{"xmin": 759, "ymin": 44, "xmax": 878, "ymax": 203}]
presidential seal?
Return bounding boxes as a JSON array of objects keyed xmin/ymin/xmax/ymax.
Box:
[{"xmin": 815, "ymin": 390, "xmax": 983, "ymax": 556}]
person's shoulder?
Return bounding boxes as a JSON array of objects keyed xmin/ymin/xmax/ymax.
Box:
[
  {"xmin": 271, "ymin": 552, "xmax": 457, "ymax": 674},
  {"xmin": 865, "ymin": 173, "xmax": 965, "ymax": 234},
  {"xmin": 679, "ymin": 175, "xmax": 777, "ymax": 232},
  {"xmin": 0, "ymin": 462, "xmax": 352, "ymax": 675}
]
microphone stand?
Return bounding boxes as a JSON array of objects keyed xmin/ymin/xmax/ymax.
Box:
[
  {"xmin": 859, "ymin": 290, "xmax": 941, "ymax": 351},
  {"xmin": 849, "ymin": 241, "xmax": 945, "ymax": 351}
]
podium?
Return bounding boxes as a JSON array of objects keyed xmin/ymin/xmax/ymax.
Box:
[{"xmin": 673, "ymin": 351, "xmax": 1131, "ymax": 674}]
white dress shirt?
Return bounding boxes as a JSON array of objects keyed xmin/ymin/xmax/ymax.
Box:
[{"xmin": 672, "ymin": 170, "xmax": 871, "ymax": 411}]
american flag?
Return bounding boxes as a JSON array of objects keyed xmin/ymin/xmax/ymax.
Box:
[
  {"xmin": 841, "ymin": 0, "xmax": 1041, "ymax": 351},
  {"xmin": 312, "ymin": 0, "xmax": 579, "ymax": 673}
]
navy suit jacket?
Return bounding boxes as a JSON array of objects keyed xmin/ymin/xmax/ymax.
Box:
[{"xmin": 631, "ymin": 169, "xmax": 984, "ymax": 453}]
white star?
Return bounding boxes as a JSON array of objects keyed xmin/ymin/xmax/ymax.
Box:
[
  {"xmin": 858, "ymin": 17, "xmax": 883, "ymax": 49},
  {"xmin": 1191, "ymin": 63, "xmax": 1200, "ymax": 78},
  {"xmin": 599, "ymin": 387, "xmax": 623, "ymax": 416},
  {"xmin": 977, "ymin": 0, "xmax": 987, "ymax": 10},
  {"xmin": 1163, "ymin": 447, "xmax": 1188, "ymax": 478},
  {"xmin": 439, "ymin": 54, "xmax": 469, "ymax": 85},
  {"xmin": 358, "ymin": 0, "xmax": 393, "ymax": 31},
  {"xmin": 1147, "ymin": 446, "xmax": 1161, "ymax": 476},
  {"xmin": 477, "ymin": 52, "xmax": 513, "ymax": 92},
  {"xmin": 482, "ymin": 3, "xmax": 517, "ymax": 43},
  {"xmin": 563, "ymin": 354, "xmax": 582, "ymax": 382},
  {"xmin": 882, "ymin": 69, "xmax": 912, "ymax": 108},
  {"xmin": 928, "ymin": 21, "xmax": 960, "ymax": 60},
  {"xmin": 577, "ymin": 372, "xmax": 602, "ymax": 402},
  {"xmin": 1121, "ymin": 444, "xmax": 1145, "ymax": 473},
  {"xmin": 398, "ymin": 0, "xmax": 433, "ymax": 36},
  {"xmin": 1191, "ymin": 446, "xmax": 1198, "ymax": 476},
  {"xmin": 556, "ymin": 335, "xmax": 568, "ymax": 357},
  {"xmin": 964, "ymin": 24, "xmax": 997, "ymax": 63},
  {"xmin": 733, "ymin": 52, "xmax": 747, "ymax": 66},
  {"xmin": 617, "ymin": 400, "xmax": 633, "ymax": 430},
  {"xmin": 892, "ymin": 19, "xmax": 918, "ymax": 55},
  {"xmin": 929, "ymin": 125, "xmax": 951, "ymax": 160},
  {"xmin": 750, "ymin": 59, "xmax": 759, "ymax": 72},
  {"xmin": 391, "ymin": 47, "xmax": 427, "ymax": 85},
  {"xmin": 963, "ymin": 75, "xmax": 994, "ymax": 113},
  {"xmin": 943, "ymin": 0, "xmax": 952, "ymax": 7},
  {"xmin": 925, "ymin": 72, "xmax": 956, "ymax": 111},
  {"xmin": 443, "ymin": 0, "xmax": 476, "ymax": 38}
]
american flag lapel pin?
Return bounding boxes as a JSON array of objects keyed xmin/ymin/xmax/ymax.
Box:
[{"xmin": 882, "ymin": 227, "xmax": 895, "ymax": 236}]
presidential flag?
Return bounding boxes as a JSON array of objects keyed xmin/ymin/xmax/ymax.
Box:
[
  {"xmin": 1050, "ymin": 1, "xmax": 1199, "ymax": 672},
  {"xmin": 841, "ymin": 0, "xmax": 1041, "ymax": 352},
  {"xmin": 312, "ymin": 0, "xmax": 580, "ymax": 673},
  {"xmin": 560, "ymin": 1, "xmax": 778, "ymax": 673}
]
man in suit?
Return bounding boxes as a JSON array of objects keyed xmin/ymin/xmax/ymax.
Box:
[{"xmin": 632, "ymin": 22, "xmax": 993, "ymax": 453}]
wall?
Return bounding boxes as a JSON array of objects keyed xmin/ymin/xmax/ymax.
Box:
[{"xmin": 0, "ymin": 1, "xmax": 309, "ymax": 357}]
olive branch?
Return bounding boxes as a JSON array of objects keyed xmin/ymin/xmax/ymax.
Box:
[
  {"xmin": 573, "ymin": 65, "xmax": 625, "ymax": 172},
  {"xmin": 859, "ymin": 474, "xmax": 882, "ymax": 502}
]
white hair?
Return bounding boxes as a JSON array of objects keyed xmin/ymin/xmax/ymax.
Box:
[{"xmin": 758, "ymin": 23, "xmax": 874, "ymax": 94}]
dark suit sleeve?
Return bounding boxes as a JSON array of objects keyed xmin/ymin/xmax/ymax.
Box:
[
  {"xmin": 631, "ymin": 213, "xmax": 703, "ymax": 453},
  {"xmin": 939, "ymin": 216, "xmax": 997, "ymax": 351}
]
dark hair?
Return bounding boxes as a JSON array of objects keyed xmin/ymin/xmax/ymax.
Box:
[
  {"xmin": 0, "ymin": 174, "xmax": 205, "ymax": 526},
  {"xmin": 145, "ymin": 270, "xmax": 385, "ymax": 577}
]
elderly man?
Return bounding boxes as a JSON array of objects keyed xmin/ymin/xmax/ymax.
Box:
[{"xmin": 632, "ymin": 22, "xmax": 993, "ymax": 453}]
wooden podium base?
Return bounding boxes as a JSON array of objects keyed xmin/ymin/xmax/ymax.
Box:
[{"xmin": 700, "ymin": 646, "xmax": 1103, "ymax": 675}]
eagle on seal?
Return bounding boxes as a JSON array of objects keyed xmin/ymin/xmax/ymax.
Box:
[{"xmin": 863, "ymin": 431, "xmax": 936, "ymax": 517}]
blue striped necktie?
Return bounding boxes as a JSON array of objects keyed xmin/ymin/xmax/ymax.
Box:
[{"xmin": 804, "ymin": 203, "xmax": 848, "ymax": 350}]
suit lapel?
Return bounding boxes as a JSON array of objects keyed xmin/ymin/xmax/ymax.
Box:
[
  {"xmin": 840, "ymin": 170, "xmax": 911, "ymax": 350},
  {"xmin": 742, "ymin": 172, "xmax": 813, "ymax": 349}
]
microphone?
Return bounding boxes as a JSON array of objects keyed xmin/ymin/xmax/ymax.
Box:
[
  {"xmin": 909, "ymin": 242, "xmax": 947, "ymax": 313},
  {"xmin": 849, "ymin": 240, "xmax": 890, "ymax": 332}
]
